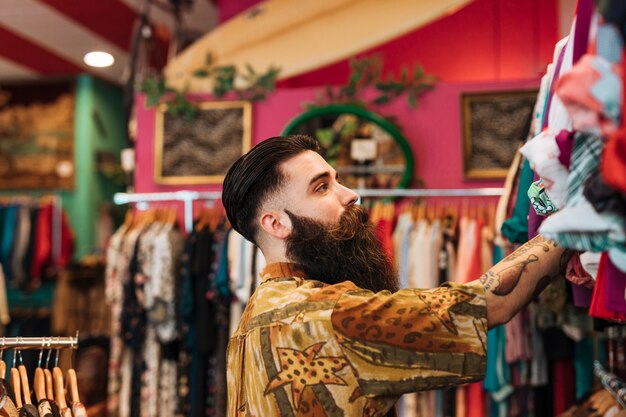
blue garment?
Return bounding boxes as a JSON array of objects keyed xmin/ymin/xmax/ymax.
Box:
[
  {"xmin": 575, "ymin": 338, "xmax": 594, "ymax": 400},
  {"xmin": 216, "ymin": 229, "xmax": 231, "ymax": 298},
  {"xmin": 501, "ymin": 160, "xmax": 534, "ymax": 244},
  {"xmin": 0, "ymin": 205, "xmax": 17, "ymax": 279}
]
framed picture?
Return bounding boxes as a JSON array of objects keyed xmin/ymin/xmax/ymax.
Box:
[
  {"xmin": 0, "ymin": 92, "xmax": 74, "ymax": 190},
  {"xmin": 461, "ymin": 89, "xmax": 537, "ymax": 179},
  {"xmin": 154, "ymin": 100, "xmax": 252, "ymax": 185}
]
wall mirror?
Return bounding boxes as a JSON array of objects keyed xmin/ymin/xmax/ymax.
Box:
[{"xmin": 282, "ymin": 105, "xmax": 414, "ymax": 189}]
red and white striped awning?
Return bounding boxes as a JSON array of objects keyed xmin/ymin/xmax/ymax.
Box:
[{"xmin": 0, "ymin": 0, "xmax": 217, "ymax": 84}]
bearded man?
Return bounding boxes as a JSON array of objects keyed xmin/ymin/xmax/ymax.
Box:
[{"xmin": 222, "ymin": 135, "xmax": 569, "ymax": 417}]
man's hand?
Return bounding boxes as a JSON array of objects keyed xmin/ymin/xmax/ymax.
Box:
[{"xmin": 474, "ymin": 235, "xmax": 572, "ymax": 328}]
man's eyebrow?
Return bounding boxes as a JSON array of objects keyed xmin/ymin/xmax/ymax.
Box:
[{"xmin": 308, "ymin": 170, "xmax": 338, "ymax": 187}]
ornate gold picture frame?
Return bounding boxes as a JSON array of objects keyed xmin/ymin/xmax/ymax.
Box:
[
  {"xmin": 461, "ymin": 90, "xmax": 537, "ymax": 180},
  {"xmin": 154, "ymin": 100, "xmax": 252, "ymax": 185}
]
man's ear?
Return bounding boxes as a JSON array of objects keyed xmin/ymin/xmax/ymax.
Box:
[{"xmin": 259, "ymin": 210, "xmax": 291, "ymax": 240}]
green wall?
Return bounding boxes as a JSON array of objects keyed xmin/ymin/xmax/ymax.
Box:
[
  {"xmin": 0, "ymin": 76, "xmax": 125, "ymax": 260},
  {"xmin": 62, "ymin": 75, "xmax": 126, "ymax": 259}
]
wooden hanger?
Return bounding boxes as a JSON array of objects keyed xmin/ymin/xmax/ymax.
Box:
[
  {"xmin": 10, "ymin": 367, "xmax": 22, "ymax": 408},
  {"xmin": 167, "ymin": 207, "xmax": 178, "ymax": 227},
  {"xmin": 19, "ymin": 363, "xmax": 31, "ymax": 405},
  {"xmin": 34, "ymin": 344, "xmax": 46, "ymax": 403},
  {"xmin": 66, "ymin": 368, "xmax": 79, "ymax": 405},
  {"xmin": 13, "ymin": 346, "xmax": 31, "ymax": 405},
  {"xmin": 121, "ymin": 209, "xmax": 134, "ymax": 232},
  {"xmin": 0, "ymin": 341, "xmax": 6, "ymax": 380},
  {"xmin": 43, "ymin": 344, "xmax": 55, "ymax": 401},
  {"xmin": 34, "ymin": 367, "xmax": 45, "ymax": 403},
  {"xmin": 44, "ymin": 369, "xmax": 54, "ymax": 400},
  {"xmin": 53, "ymin": 367, "xmax": 67, "ymax": 410}
]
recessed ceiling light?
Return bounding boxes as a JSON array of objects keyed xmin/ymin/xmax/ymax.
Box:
[{"xmin": 83, "ymin": 51, "xmax": 114, "ymax": 68}]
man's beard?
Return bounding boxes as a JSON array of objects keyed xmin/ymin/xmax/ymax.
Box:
[{"xmin": 285, "ymin": 205, "xmax": 399, "ymax": 293}]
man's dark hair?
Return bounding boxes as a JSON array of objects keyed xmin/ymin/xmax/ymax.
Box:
[{"xmin": 222, "ymin": 135, "xmax": 321, "ymax": 244}]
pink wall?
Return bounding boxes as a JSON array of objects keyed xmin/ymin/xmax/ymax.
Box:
[
  {"xmin": 135, "ymin": 77, "xmax": 538, "ymax": 194},
  {"xmin": 217, "ymin": 0, "xmax": 558, "ymax": 85}
]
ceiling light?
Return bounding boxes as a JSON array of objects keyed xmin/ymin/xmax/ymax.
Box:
[{"xmin": 83, "ymin": 51, "xmax": 114, "ymax": 68}]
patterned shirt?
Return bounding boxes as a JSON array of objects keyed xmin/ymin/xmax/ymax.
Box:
[{"xmin": 227, "ymin": 263, "xmax": 488, "ymax": 417}]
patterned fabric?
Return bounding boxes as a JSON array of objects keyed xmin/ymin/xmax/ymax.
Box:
[
  {"xmin": 3, "ymin": 397, "xmax": 19, "ymax": 417},
  {"xmin": 528, "ymin": 179, "xmax": 558, "ymax": 216},
  {"xmin": 227, "ymin": 262, "xmax": 488, "ymax": 417},
  {"xmin": 539, "ymin": 133, "xmax": 626, "ymax": 270},
  {"xmin": 520, "ymin": 130, "xmax": 569, "ymax": 209},
  {"xmin": 37, "ymin": 399, "xmax": 53, "ymax": 417},
  {"xmin": 18, "ymin": 404, "xmax": 40, "ymax": 417}
]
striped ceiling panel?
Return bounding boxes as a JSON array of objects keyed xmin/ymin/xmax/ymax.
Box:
[{"xmin": 0, "ymin": 0, "xmax": 217, "ymax": 84}]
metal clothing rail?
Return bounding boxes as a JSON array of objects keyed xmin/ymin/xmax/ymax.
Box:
[
  {"xmin": 0, "ymin": 336, "xmax": 78, "ymax": 350},
  {"xmin": 355, "ymin": 188, "xmax": 505, "ymax": 198},
  {"xmin": 593, "ymin": 360, "xmax": 626, "ymax": 409},
  {"xmin": 113, "ymin": 188, "xmax": 504, "ymax": 232},
  {"xmin": 113, "ymin": 191, "xmax": 222, "ymax": 233}
]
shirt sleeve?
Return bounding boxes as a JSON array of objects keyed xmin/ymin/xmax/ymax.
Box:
[{"xmin": 330, "ymin": 281, "xmax": 488, "ymax": 397}]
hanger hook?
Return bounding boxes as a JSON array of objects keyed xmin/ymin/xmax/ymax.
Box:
[
  {"xmin": 45, "ymin": 338, "xmax": 52, "ymax": 369},
  {"xmin": 54, "ymin": 337, "xmax": 60, "ymax": 368},
  {"xmin": 17, "ymin": 337, "xmax": 23, "ymax": 366},
  {"xmin": 38, "ymin": 339, "xmax": 45, "ymax": 369},
  {"xmin": 0, "ymin": 337, "xmax": 4, "ymax": 362}
]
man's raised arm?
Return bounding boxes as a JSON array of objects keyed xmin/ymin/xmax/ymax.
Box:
[{"xmin": 473, "ymin": 235, "xmax": 572, "ymax": 328}]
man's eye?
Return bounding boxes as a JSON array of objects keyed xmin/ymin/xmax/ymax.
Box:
[{"xmin": 316, "ymin": 183, "xmax": 329, "ymax": 193}]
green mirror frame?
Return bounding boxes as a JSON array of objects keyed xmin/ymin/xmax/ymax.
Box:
[{"xmin": 281, "ymin": 105, "xmax": 415, "ymax": 189}]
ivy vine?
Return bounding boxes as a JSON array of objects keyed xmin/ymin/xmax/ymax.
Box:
[
  {"xmin": 308, "ymin": 55, "xmax": 437, "ymax": 109},
  {"xmin": 141, "ymin": 53, "xmax": 280, "ymax": 120}
]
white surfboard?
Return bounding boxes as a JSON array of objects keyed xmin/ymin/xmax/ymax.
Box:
[{"xmin": 164, "ymin": 0, "xmax": 472, "ymax": 93}]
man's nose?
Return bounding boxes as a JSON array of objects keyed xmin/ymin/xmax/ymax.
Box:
[{"xmin": 338, "ymin": 183, "xmax": 359, "ymax": 207}]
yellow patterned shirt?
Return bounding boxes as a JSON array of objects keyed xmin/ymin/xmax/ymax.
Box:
[{"xmin": 227, "ymin": 263, "xmax": 488, "ymax": 417}]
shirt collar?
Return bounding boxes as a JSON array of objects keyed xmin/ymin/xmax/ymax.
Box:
[{"xmin": 260, "ymin": 262, "xmax": 307, "ymax": 283}]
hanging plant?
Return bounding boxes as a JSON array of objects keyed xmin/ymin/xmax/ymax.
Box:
[
  {"xmin": 308, "ymin": 55, "xmax": 437, "ymax": 109},
  {"xmin": 142, "ymin": 53, "xmax": 280, "ymax": 120}
]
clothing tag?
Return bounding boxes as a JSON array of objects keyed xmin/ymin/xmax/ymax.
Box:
[{"xmin": 350, "ymin": 139, "xmax": 377, "ymax": 161}]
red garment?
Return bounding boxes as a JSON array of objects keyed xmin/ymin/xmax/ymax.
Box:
[
  {"xmin": 467, "ymin": 219, "xmax": 484, "ymax": 283},
  {"xmin": 31, "ymin": 204, "xmax": 52, "ymax": 282},
  {"xmin": 604, "ymin": 255, "xmax": 626, "ymax": 314},
  {"xmin": 553, "ymin": 360, "xmax": 575, "ymax": 416},
  {"xmin": 30, "ymin": 203, "xmax": 75, "ymax": 284},
  {"xmin": 59, "ymin": 208, "xmax": 75, "ymax": 267},
  {"xmin": 463, "ymin": 219, "xmax": 485, "ymax": 417},
  {"xmin": 589, "ymin": 253, "xmax": 626, "ymax": 321},
  {"xmin": 601, "ymin": 130, "xmax": 626, "ymax": 193},
  {"xmin": 565, "ymin": 253, "xmax": 595, "ymax": 289},
  {"xmin": 375, "ymin": 218, "xmax": 395, "ymax": 266},
  {"xmin": 465, "ymin": 381, "xmax": 485, "ymax": 417},
  {"xmin": 601, "ymin": 51, "xmax": 626, "ymax": 193}
]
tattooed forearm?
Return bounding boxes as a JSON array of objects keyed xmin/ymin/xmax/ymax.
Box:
[
  {"xmin": 479, "ymin": 254, "xmax": 539, "ymax": 296},
  {"xmin": 502, "ymin": 235, "xmax": 557, "ymax": 262},
  {"xmin": 530, "ymin": 248, "xmax": 574, "ymax": 299},
  {"xmin": 479, "ymin": 234, "xmax": 569, "ymax": 328},
  {"xmin": 531, "ymin": 275, "xmax": 553, "ymax": 299}
]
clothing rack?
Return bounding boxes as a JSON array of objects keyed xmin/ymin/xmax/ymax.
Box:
[
  {"xmin": 113, "ymin": 188, "xmax": 504, "ymax": 233},
  {"xmin": 355, "ymin": 188, "xmax": 504, "ymax": 198},
  {"xmin": 0, "ymin": 194, "xmax": 64, "ymax": 266},
  {"xmin": 593, "ymin": 360, "xmax": 626, "ymax": 409},
  {"xmin": 0, "ymin": 336, "xmax": 78, "ymax": 350},
  {"xmin": 114, "ymin": 191, "xmax": 222, "ymax": 233}
]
